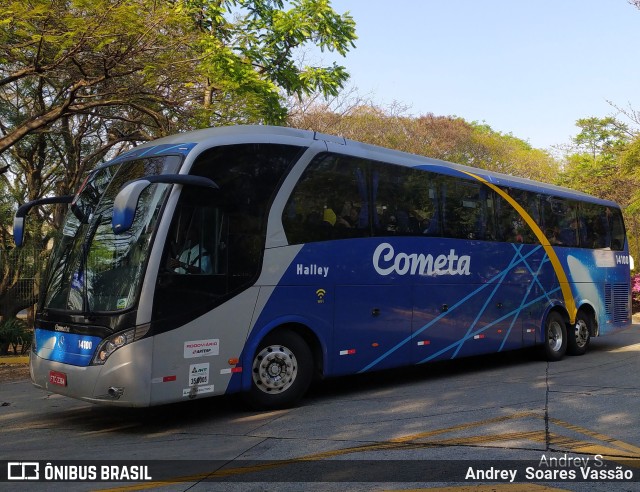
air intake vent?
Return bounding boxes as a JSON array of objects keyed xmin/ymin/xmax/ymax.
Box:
[{"xmin": 604, "ymin": 283, "xmax": 630, "ymax": 323}]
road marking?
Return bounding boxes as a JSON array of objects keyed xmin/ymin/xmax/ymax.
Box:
[
  {"xmin": 98, "ymin": 411, "xmax": 640, "ymax": 491},
  {"xmin": 397, "ymin": 486, "xmax": 568, "ymax": 492}
]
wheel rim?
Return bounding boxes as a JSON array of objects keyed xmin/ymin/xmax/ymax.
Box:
[
  {"xmin": 548, "ymin": 320, "xmax": 564, "ymax": 352},
  {"xmin": 574, "ymin": 319, "xmax": 589, "ymax": 348},
  {"xmin": 252, "ymin": 344, "xmax": 298, "ymax": 394}
]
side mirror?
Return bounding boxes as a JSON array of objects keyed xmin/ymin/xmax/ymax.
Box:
[
  {"xmin": 112, "ymin": 174, "xmax": 219, "ymax": 234},
  {"xmin": 13, "ymin": 216, "xmax": 25, "ymax": 248},
  {"xmin": 13, "ymin": 196, "xmax": 74, "ymax": 247}
]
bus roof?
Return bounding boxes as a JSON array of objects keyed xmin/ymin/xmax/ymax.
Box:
[{"xmin": 107, "ymin": 125, "xmax": 619, "ymax": 209}]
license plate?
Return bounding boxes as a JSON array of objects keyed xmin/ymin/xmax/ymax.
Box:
[{"xmin": 49, "ymin": 370, "xmax": 67, "ymax": 387}]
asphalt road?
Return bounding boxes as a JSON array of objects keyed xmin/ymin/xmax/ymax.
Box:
[{"xmin": 1, "ymin": 324, "xmax": 640, "ymax": 491}]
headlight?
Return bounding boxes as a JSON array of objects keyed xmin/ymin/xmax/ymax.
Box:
[{"xmin": 91, "ymin": 324, "xmax": 149, "ymax": 365}]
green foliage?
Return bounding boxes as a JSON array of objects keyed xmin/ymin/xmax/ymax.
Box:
[
  {"xmin": 288, "ymin": 101, "xmax": 559, "ymax": 182},
  {"xmin": 0, "ymin": 0, "xmax": 357, "ymax": 316},
  {"xmin": 0, "ymin": 317, "xmax": 30, "ymax": 355},
  {"xmin": 0, "ymin": 0, "xmax": 198, "ymax": 154},
  {"xmin": 558, "ymin": 117, "xmax": 635, "ymax": 203},
  {"xmin": 559, "ymin": 116, "xmax": 640, "ymax": 262},
  {"xmin": 619, "ymin": 136, "xmax": 640, "ymax": 214},
  {"xmin": 467, "ymin": 122, "xmax": 559, "ymax": 182},
  {"xmin": 186, "ymin": 0, "xmax": 357, "ymax": 126},
  {"xmin": 573, "ymin": 117, "xmax": 630, "ymax": 159},
  {"xmin": 0, "ymin": 0, "xmax": 357, "ymax": 149}
]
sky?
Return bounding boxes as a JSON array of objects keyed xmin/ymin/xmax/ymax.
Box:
[{"xmin": 312, "ymin": 0, "xmax": 640, "ymax": 150}]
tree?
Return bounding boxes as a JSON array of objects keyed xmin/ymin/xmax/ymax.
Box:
[
  {"xmin": 186, "ymin": 0, "xmax": 356, "ymax": 126},
  {"xmin": 0, "ymin": 0, "xmax": 357, "ymax": 241},
  {"xmin": 0, "ymin": 0, "xmax": 356, "ymax": 158},
  {"xmin": 289, "ymin": 99, "xmax": 559, "ymax": 182},
  {"xmin": 558, "ymin": 117, "xmax": 640, "ymax": 261},
  {"xmin": 571, "ymin": 117, "xmax": 630, "ymax": 164},
  {"xmin": 557, "ymin": 117, "xmax": 633, "ymax": 199},
  {"xmin": 467, "ymin": 123, "xmax": 559, "ymax": 183},
  {"xmin": 0, "ymin": 0, "xmax": 356, "ymax": 318},
  {"xmin": 0, "ymin": 0, "xmax": 200, "ymax": 156}
]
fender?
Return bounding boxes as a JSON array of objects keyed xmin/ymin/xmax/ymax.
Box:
[
  {"xmin": 238, "ymin": 315, "xmax": 329, "ymax": 392},
  {"xmin": 540, "ymin": 300, "xmax": 569, "ymax": 338},
  {"xmin": 573, "ymin": 299, "xmax": 600, "ymax": 336}
]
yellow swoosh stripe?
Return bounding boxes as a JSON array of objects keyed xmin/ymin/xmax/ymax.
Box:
[{"xmin": 459, "ymin": 170, "xmax": 577, "ymax": 324}]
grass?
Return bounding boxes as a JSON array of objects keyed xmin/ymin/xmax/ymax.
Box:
[{"xmin": 0, "ymin": 355, "xmax": 29, "ymax": 365}]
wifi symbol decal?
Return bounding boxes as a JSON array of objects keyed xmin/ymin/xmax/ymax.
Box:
[{"xmin": 316, "ymin": 288, "xmax": 326, "ymax": 304}]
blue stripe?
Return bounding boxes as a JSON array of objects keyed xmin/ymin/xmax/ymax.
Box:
[
  {"xmin": 420, "ymin": 287, "xmax": 561, "ymax": 363},
  {"xmin": 358, "ymin": 245, "xmax": 546, "ymax": 373},
  {"xmin": 35, "ymin": 329, "xmax": 102, "ymax": 367}
]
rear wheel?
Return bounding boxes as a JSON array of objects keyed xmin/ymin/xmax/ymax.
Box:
[
  {"xmin": 244, "ymin": 330, "xmax": 313, "ymax": 410},
  {"xmin": 567, "ymin": 310, "xmax": 591, "ymax": 356},
  {"xmin": 543, "ymin": 311, "xmax": 567, "ymax": 362}
]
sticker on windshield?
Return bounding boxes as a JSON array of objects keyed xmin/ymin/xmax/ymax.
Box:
[{"xmin": 116, "ymin": 298, "xmax": 128, "ymax": 310}]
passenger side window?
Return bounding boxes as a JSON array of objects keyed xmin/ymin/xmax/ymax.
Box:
[
  {"xmin": 373, "ymin": 163, "xmax": 440, "ymax": 237},
  {"xmin": 494, "ymin": 188, "xmax": 537, "ymax": 244},
  {"xmin": 609, "ymin": 207, "xmax": 626, "ymax": 251},
  {"xmin": 541, "ymin": 197, "xmax": 581, "ymax": 247},
  {"xmin": 441, "ymin": 178, "xmax": 495, "ymax": 240},
  {"xmin": 581, "ymin": 202, "xmax": 610, "ymax": 249},
  {"xmin": 283, "ymin": 154, "xmax": 370, "ymax": 244},
  {"xmin": 283, "ymin": 151, "xmax": 627, "ymax": 251}
]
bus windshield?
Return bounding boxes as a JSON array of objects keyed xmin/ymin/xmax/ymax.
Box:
[{"xmin": 43, "ymin": 155, "xmax": 182, "ymax": 313}]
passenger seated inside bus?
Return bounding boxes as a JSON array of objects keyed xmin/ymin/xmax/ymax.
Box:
[
  {"xmin": 167, "ymin": 212, "xmax": 213, "ymax": 274},
  {"xmin": 336, "ymin": 200, "xmax": 361, "ymax": 228}
]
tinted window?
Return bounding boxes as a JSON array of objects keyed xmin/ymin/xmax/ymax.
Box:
[
  {"xmin": 153, "ymin": 143, "xmax": 304, "ymax": 323},
  {"xmin": 581, "ymin": 202, "xmax": 611, "ymax": 249},
  {"xmin": 440, "ymin": 177, "xmax": 496, "ymax": 240},
  {"xmin": 283, "ymin": 154, "xmax": 371, "ymax": 244},
  {"xmin": 539, "ymin": 197, "xmax": 577, "ymax": 246},
  {"xmin": 495, "ymin": 188, "xmax": 538, "ymax": 244},
  {"xmin": 283, "ymin": 151, "xmax": 626, "ymax": 252},
  {"xmin": 609, "ymin": 207, "xmax": 626, "ymax": 251},
  {"xmin": 372, "ymin": 163, "xmax": 440, "ymax": 236},
  {"xmin": 189, "ymin": 143, "xmax": 304, "ymax": 285}
]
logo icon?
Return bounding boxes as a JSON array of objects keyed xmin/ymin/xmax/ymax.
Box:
[
  {"xmin": 8, "ymin": 462, "xmax": 40, "ymax": 480},
  {"xmin": 316, "ymin": 288, "xmax": 326, "ymax": 304}
]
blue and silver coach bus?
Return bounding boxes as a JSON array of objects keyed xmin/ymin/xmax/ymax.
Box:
[{"xmin": 14, "ymin": 125, "xmax": 631, "ymax": 408}]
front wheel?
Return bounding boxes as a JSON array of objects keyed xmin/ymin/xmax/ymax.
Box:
[
  {"xmin": 244, "ymin": 331, "xmax": 313, "ymax": 410},
  {"xmin": 543, "ymin": 311, "xmax": 567, "ymax": 362},
  {"xmin": 567, "ymin": 310, "xmax": 592, "ymax": 356}
]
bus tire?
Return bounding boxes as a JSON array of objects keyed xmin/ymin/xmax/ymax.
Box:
[
  {"xmin": 245, "ymin": 330, "xmax": 313, "ymax": 410},
  {"xmin": 543, "ymin": 311, "xmax": 567, "ymax": 362},
  {"xmin": 567, "ymin": 310, "xmax": 591, "ymax": 356}
]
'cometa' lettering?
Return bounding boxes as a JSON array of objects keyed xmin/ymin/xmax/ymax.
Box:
[{"xmin": 373, "ymin": 242, "xmax": 471, "ymax": 277}]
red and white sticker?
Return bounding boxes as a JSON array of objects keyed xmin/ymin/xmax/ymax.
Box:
[{"xmin": 184, "ymin": 339, "xmax": 219, "ymax": 358}]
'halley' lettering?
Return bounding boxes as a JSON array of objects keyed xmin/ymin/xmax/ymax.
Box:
[
  {"xmin": 296, "ymin": 264, "xmax": 329, "ymax": 277},
  {"xmin": 373, "ymin": 242, "xmax": 471, "ymax": 277}
]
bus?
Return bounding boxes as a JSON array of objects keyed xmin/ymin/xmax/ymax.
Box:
[{"xmin": 14, "ymin": 125, "xmax": 631, "ymax": 408}]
